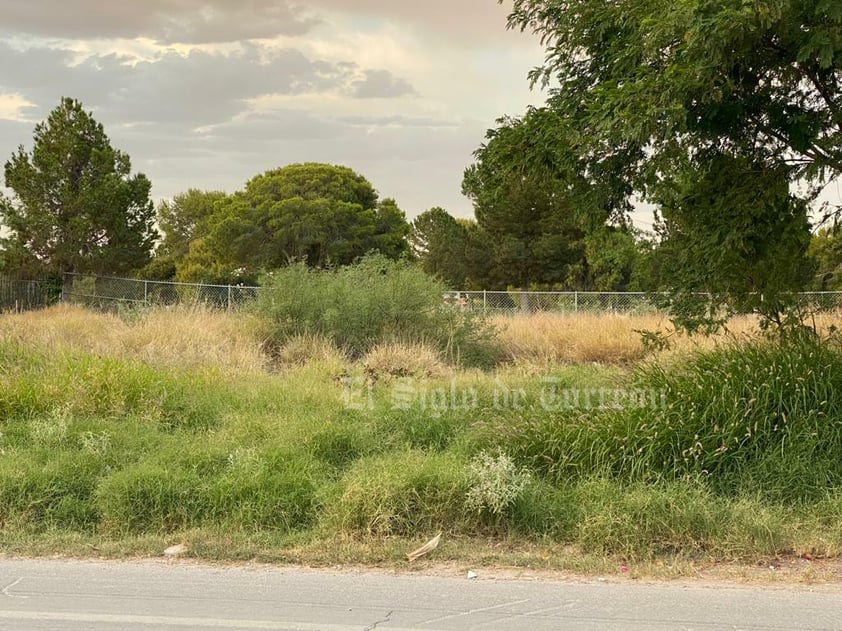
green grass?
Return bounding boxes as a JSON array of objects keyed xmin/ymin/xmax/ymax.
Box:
[{"xmin": 2, "ymin": 330, "xmax": 842, "ymax": 571}]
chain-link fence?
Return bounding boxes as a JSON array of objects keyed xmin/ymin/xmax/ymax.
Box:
[
  {"xmin": 447, "ymin": 290, "xmax": 842, "ymax": 316},
  {"xmin": 62, "ymin": 274, "xmax": 842, "ymax": 317},
  {"xmin": 450, "ymin": 291, "xmax": 661, "ymax": 315},
  {"xmin": 64, "ymin": 274, "xmax": 260, "ymax": 310},
  {"xmin": 0, "ymin": 275, "xmax": 59, "ymax": 312}
]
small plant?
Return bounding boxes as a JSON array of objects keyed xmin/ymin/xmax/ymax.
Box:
[
  {"xmin": 79, "ymin": 431, "xmax": 111, "ymax": 455},
  {"xmin": 465, "ymin": 450, "xmax": 531, "ymax": 515}
]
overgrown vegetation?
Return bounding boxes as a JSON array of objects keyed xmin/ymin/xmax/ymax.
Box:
[
  {"xmin": 1, "ymin": 306, "xmax": 842, "ymax": 570},
  {"xmin": 253, "ymin": 254, "xmax": 501, "ymax": 367}
]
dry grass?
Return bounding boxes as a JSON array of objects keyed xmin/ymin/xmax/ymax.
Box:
[
  {"xmin": 274, "ymin": 333, "xmax": 349, "ymax": 371},
  {"xmin": 362, "ymin": 342, "xmax": 450, "ymax": 380},
  {"xmin": 491, "ymin": 312, "xmax": 772, "ymax": 367},
  {"xmin": 0, "ymin": 304, "xmax": 270, "ymax": 372},
  {"xmin": 492, "ymin": 312, "xmax": 662, "ymax": 366}
]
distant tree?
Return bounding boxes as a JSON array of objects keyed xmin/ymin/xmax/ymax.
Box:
[
  {"xmin": 808, "ymin": 227, "xmax": 842, "ymax": 290},
  {"xmin": 204, "ymin": 163, "xmax": 410, "ymax": 274},
  {"xmin": 410, "ymin": 207, "xmax": 470, "ymax": 288},
  {"xmin": 463, "ymin": 107, "xmax": 628, "ymax": 290},
  {"xmin": 0, "ymin": 97, "xmax": 156, "ymax": 293},
  {"xmin": 582, "ymin": 227, "xmax": 641, "ymax": 292},
  {"xmin": 157, "ymin": 189, "xmax": 228, "ymax": 259},
  {"xmin": 140, "ymin": 188, "xmax": 228, "ymax": 281}
]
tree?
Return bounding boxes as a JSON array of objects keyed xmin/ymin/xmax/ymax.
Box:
[
  {"xmin": 652, "ymin": 152, "xmax": 814, "ymax": 330},
  {"xmin": 410, "ymin": 207, "xmax": 471, "ymax": 288},
  {"xmin": 139, "ymin": 188, "xmax": 228, "ymax": 281},
  {"xmin": 204, "ymin": 163, "xmax": 410, "ymax": 275},
  {"xmin": 808, "ymin": 226, "xmax": 842, "ymax": 290},
  {"xmin": 463, "ymin": 107, "xmax": 628, "ymax": 290},
  {"xmin": 157, "ymin": 189, "xmax": 228, "ymax": 259},
  {"xmin": 0, "ymin": 97, "xmax": 156, "ymax": 293},
  {"xmin": 505, "ymin": 0, "xmax": 842, "ymax": 325}
]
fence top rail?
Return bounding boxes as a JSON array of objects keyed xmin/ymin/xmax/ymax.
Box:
[
  {"xmin": 65, "ymin": 273, "xmax": 261, "ymax": 291},
  {"xmin": 62, "ymin": 274, "xmax": 842, "ymax": 299},
  {"xmin": 459, "ymin": 291, "xmax": 652, "ymax": 297}
]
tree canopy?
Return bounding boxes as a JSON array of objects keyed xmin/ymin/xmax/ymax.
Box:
[
  {"xmin": 503, "ymin": 0, "xmax": 842, "ymax": 322},
  {"xmin": 181, "ymin": 163, "xmax": 410, "ymax": 281},
  {"xmin": 0, "ymin": 97, "xmax": 156, "ymax": 282},
  {"xmin": 157, "ymin": 189, "xmax": 228, "ymax": 260},
  {"xmin": 463, "ymin": 107, "xmax": 639, "ymax": 290},
  {"xmin": 410, "ymin": 207, "xmax": 471, "ymax": 288}
]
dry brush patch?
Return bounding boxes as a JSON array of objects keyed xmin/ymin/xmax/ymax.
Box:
[{"xmin": 0, "ymin": 304, "xmax": 270, "ymax": 372}]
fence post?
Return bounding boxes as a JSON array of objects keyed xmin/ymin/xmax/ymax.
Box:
[
  {"xmin": 227, "ymin": 285, "xmax": 233, "ymax": 311},
  {"xmin": 144, "ymin": 280, "xmax": 149, "ymax": 306},
  {"xmin": 574, "ymin": 291, "xmax": 579, "ymax": 313},
  {"xmin": 483, "ymin": 290, "xmax": 487, "ymax": 312}
]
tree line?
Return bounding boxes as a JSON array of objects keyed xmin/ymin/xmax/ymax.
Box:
[{"xmin": 3, "ymin": 0, "xmax": 842, "ymax": 327}]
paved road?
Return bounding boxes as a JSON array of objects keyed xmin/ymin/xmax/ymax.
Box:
[{"xmin": 1, "ymin": 558, "xmax": 841, "ymax": 630}]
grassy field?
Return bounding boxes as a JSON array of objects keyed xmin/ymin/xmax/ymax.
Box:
[{"xmin": 2, "ymin": 304, "xmax": 842, "ymax": 578}]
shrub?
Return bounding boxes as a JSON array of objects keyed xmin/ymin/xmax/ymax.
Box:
[
  {"xmin": 362, "ymin": 342, "xmax": 448, "ymax": 380},
  {"xmin": 326, "ymin": 451, "xmax": 471, "ymax": 536},
  {"xmin": 253, "ymin": 254, "xmax": 500, "ymax": 367},
  {"xmin": 465, "ymin": 450, "xmax": 531, "ymax": 515}
]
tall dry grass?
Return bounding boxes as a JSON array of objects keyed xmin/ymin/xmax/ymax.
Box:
[
  {"xmin": 0, "ymin": 304, "xmax": 270, "ymax": 372},
  {"xmin": 491, "ymin": 312, "xmax": 771, "ymax": 366}
]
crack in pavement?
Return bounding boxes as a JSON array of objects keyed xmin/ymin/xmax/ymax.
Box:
[
  {"xmin": 363, "ymin": 609, "xmax": 393, "ymax": 630},
  {"xmin": 1, "ymin": 577, "xmax": 28, "ymax": 599}
]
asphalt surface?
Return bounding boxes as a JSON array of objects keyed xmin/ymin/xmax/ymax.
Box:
[{"xmin": 1, "ymin": 558, "xmax": 841, "ymax": 630}]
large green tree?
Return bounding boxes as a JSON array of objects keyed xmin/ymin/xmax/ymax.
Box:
[
  {"xmin": 201, "ymin": 163, "xmax": 410, "ymax": 277},
  {"xmin": 463, "ymin": 107, "xmax": 630, "ymax": 290},
  {"xmin": 505, "ymin": 0, "xmax": 842, "ymax": 323},
  {"xmin": 0, "ymin": 98, "xmax": 156, "ymax": 290}
]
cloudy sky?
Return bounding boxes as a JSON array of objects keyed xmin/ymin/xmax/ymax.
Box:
[{"xmin": 0, "ymin": 0, "xmax": 553, "ymax": 222}]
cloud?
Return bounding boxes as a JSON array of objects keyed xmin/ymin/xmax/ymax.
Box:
[
  {"xmin": 310, "ymin": 0, "xmax": 527, "ymax": 45},
  {"xmin": 0, "ymin": 93, "xmax": 37, "ymax": 122},
  {"xmin": 0, "ymin": 0, "xmax": 317, "ymax": 44},
  {"xmin": 0, "ymin": 42, "xmax": 418, "ymax": 130},
  {"xmin": 349, "ymin": 70, "xmax": 416, "ymax": 99}
]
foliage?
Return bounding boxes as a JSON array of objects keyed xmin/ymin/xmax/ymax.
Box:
[
  {"xmin": 410, "ymin": 207, "xmax": 471, "ymax": 288},
  {"xmin": 479, "ymin": 333, "xmax": 842, "ymax": 503},
  {"xmin": 252, "ymin": 254, "xmax": 501, "ymax": 365},
  {"xmin": 157, "ymin": 189, "xmax": 229, "ymax": 260},
  {"xmin": 325, "ymin": 451, "xmax": 469, "ymax": 536},
  {"xmin": 203, "ymin": 163, "xmax": 410, "ymax": 276},
  {"xmin": 808, "ymin": 226, "xmax": 842, "ymax": 290},
  {"xmin": 463, "ymin": 108, "xmax": 591, "ymax": 289},
  {"xmin": 0, "ymin": 97, "xmax": 156, "ymax": 281},
  {"xmin": 465, "ymin": 450, "xmax": 532, "ymax": 515},
  {"xmin": 652, "ymin": 153, "xmax": 815, "ymax": 330},
  {"xmin": 5, "ymin": 309, "xmax": 842, "ymax": 561},
  {"xmin": 505, "ymin": 0, "xmax": 842, "ymax": 327}
]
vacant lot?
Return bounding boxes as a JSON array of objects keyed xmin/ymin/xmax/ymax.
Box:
[{"xmin": 1, "ymin": 304, "xmax": 841, "ymax": 578}]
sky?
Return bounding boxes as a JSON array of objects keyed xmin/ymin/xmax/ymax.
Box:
[{"xmin": 0, "ymin": 0, "xmax": 559, "ymax": 223}]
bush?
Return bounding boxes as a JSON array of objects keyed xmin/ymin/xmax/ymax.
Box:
[
  {"xmin": 326, "ymin": 451, "xmax": 471, "ymax": 536},
  {"xmin": 253, "ymin": 254, "xmax": 501, "ymax": 367},
  {"xmin": 465, "ymin": 450, "xmax": 531, "ymax": 515}
]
